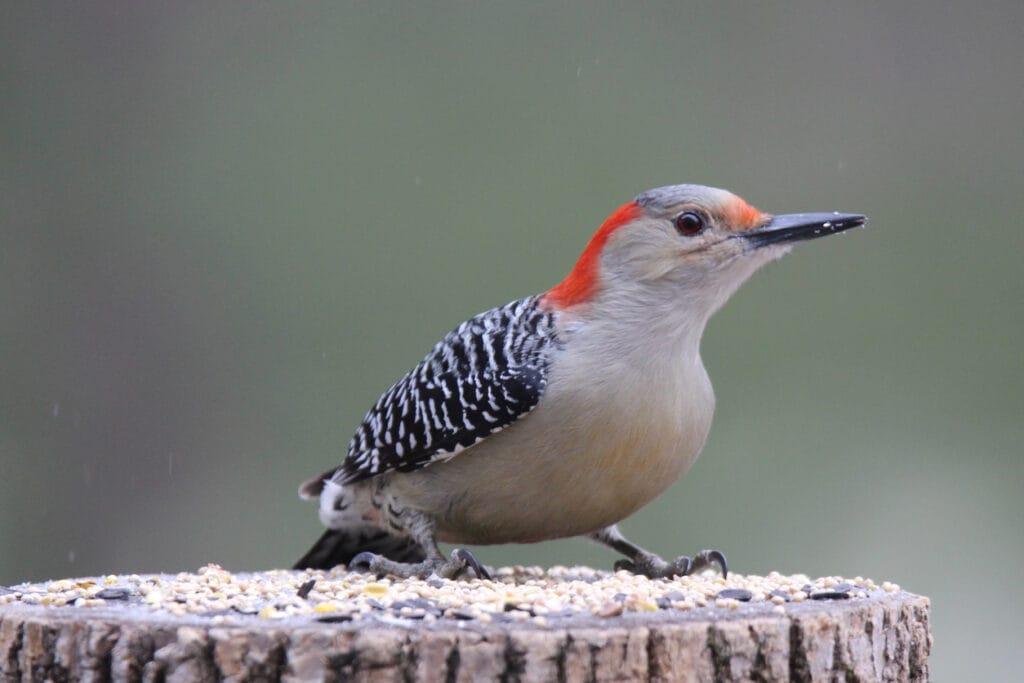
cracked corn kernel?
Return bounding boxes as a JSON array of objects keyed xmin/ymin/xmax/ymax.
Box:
[
  {"xmin": 636, "ymin": 598, "xmax": 659, "ymax": 612},
  {"xmin": 314, "ymin": 602, "xmax": 339, "ymax": 613}
]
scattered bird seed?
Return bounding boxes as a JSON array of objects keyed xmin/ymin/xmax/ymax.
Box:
[
  {"xmin": 363, "ymin": 583, "xmax": 389, "ymax": 597},
  {"xmin": 596, "ymin": 601, "xmax": 624, "ymax": 618},
  {"xmin": 95, "ymin": 588, "xmax": 131, "ymax": 600},
  {"xmin": 0, "ymin": 564, "xmax": 900, "ymax": 625},
  {"xmin": 400, "ymin": 609, "xmax": 428, "ymax": 620},
  {"xmin": 810, "ymin": 591, "xmax": 851, "ymax": 601},
  {"xmin": 316, "ymin": 614, "xmax": 354, "ymax": 624},
  {"xmin": 296, "ymin": 579, "xmax": 316, "ymax": 599},
  {"xmin": 716, "ymin": 588, "xmax": 753, "ymax": 602},
  {"xmin": 504, "ymin": 602, "xmax": 534, "ymax": 615}
]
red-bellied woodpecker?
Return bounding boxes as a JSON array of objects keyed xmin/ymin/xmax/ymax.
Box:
[{"xmin": 294, "ymin": 184, "xmax": 865, "ymax": 580}]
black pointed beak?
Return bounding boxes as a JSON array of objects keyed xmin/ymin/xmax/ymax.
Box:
[{"xmin": 743, "ymin": 212, "xmax": 866, "ymax": 248}]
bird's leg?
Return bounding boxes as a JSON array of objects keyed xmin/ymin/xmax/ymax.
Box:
[
  {"xmin": 348, "ymin": 510, "xmax": 491, "ymax": 580},
  {"xmin": 587, "ymin": 525, "xmax": 727, "ymax": 579}
]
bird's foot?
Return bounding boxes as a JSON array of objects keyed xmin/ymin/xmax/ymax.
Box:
[
  {"xmin": 348, "ymin": 547, "xmax": 492, "ymax": 580},
  {"xmin": 614, "ymin": 548, "xmax": 727, "ymax": 579}
]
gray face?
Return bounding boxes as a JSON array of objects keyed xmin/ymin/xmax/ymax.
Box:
[
  {"xmin": 632, "ymin": 184, "xmax": 768, "ymax": 237},
  {"xmin": 604, "ymin": 185, "xmax": 864, "ymax": 306},
  {"xmin": 635, "ymin": 184, "xmax": 865, "ymax": 246}
]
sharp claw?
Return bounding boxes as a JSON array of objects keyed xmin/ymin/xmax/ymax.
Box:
[
  {"xmin": 452, "ymin": 548, "xmax": 491, "ymax": 580},
  {"xmin": 613, "ymin": 559, "xmax": 636, "ymax": 573},
  {"xmin": 671, "ymin": 556, "xmax": 693, "ymax": 578},
  {"xmin": 708, "ymin": 549, "xmax": 728, "ymax": 579},
  {"xmin": 691, "ymin": 549, "xmax": 728, "ymax": 579},
  {"xmin": 348, "ymin": 552, "xmax": 377, "ymax": 572}
]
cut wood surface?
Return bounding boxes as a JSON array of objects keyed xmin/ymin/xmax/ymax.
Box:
[{"xmin": 0, "ymin": 568, "xmax": 930, "ymax": 682}]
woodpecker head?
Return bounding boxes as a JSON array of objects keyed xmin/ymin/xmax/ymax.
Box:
[{"xmin": 545, "ymin": 184, "xmax": 865, "ymax": 317}]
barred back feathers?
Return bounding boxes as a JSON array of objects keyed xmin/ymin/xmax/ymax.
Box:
[{"xmin": 335, "ymin": 296, "xmax": 560, "ymax": 484}]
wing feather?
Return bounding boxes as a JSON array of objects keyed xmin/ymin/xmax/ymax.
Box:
[{"xmin": 329, "ymin": 296, "xmax": 559, "ymax": 485}]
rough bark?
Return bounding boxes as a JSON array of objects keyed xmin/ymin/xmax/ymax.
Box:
[{"xmin": 0, "ymin": 591, "xmax": 929, "ymax": 682}]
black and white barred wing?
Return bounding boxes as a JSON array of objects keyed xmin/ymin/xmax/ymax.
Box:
[{"xmin": 335, "ymin": 296, "xmax": 558, "ymax": 484}]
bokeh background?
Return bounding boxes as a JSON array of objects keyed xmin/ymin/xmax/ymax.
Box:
[{"xmin": 2, "ymin": 2, "xmax": 1021, "ymax": 678}]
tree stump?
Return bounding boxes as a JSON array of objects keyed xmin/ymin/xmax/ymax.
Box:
[{"xmin": 0, "ymin": 567, "xmax": 930, "ymax": 682}]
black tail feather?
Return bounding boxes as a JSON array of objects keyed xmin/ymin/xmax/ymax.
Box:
[{"xmin": 293, "ymin": 527, "xmax": 427, "ymax": 570}]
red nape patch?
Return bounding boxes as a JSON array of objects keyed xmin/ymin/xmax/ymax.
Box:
[{"xmin": 543, "ymin": 200, "xmax": 643, "ymax": 309}]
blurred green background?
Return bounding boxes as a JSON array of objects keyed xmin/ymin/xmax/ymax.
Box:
[{"xmin": 2, "ymin": 2, "xmax": 1021, "ymax": 678}]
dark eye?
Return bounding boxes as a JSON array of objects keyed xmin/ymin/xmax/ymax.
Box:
[{"xmin": 674, "ymin": 211, "xmax": 705, "ymax": 235}]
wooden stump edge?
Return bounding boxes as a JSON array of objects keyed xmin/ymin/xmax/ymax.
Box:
[{"xmin": 1, "ymin": 590, "xmax": 930, "ymax": 681}]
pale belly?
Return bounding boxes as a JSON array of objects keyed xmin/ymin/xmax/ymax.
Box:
[{"xmin": 388, "ymin": 366, "xmax": 715, "ymax": 544}]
